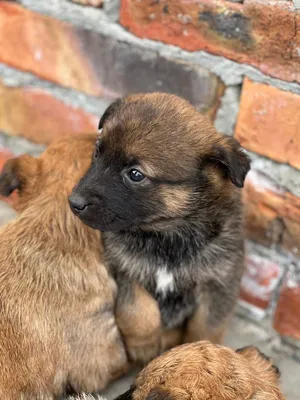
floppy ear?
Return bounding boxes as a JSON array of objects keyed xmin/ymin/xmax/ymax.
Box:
[
  {"xmin": 0, "ymin": 154, "xmax": 36, "ymax": 197},
  {"xmin": 207, "ymin": 137, "xmax": 251, "ymax": 188},
  {"xmin": 146, "ymin": 387, "xmax": 174, "ymax": 400},
  {"xmin": 236, "ymin": 346, "xmax": 280, "ymax": 379},
  {"xmin": 98, "ymin": 99, "xmax": 122, "ymax": 131}
]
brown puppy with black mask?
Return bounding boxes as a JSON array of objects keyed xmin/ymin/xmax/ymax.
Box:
[{"xmin": 69, "ymin": 93, "xmax": 251, "ymax": 364}]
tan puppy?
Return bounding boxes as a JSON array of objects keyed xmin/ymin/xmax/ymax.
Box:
[
  {"xmin": 0, "ymin": 134, "xmax": 128, "ymax": 399},
  {"xmin": 116, "ymin": 341, "xmax": 285, "ymax": 400}
]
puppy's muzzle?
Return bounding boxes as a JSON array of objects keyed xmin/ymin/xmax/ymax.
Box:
[{"xmin": 69, "ymin": 193, "xmax": 89, "ymax": 214}]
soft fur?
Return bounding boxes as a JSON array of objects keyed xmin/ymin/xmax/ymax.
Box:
[
  {"xmin": 70, "ymin": 93, "xmax": 251, "ymax": 364},
  {"xmin": 0, "ymin": 134, "xmax": 128, "ymax": 399},
  {"xmin": 116, "ymin": 341, "xmax": 285, "ymax": 400},
  {"xmin": 66, "ymin": 396, "xmax": 105, "ymax": 400}
]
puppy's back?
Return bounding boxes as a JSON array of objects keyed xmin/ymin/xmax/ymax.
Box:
[{"xmin": 0, "ymin": 134, "xmax": 128, "ymax": 398}]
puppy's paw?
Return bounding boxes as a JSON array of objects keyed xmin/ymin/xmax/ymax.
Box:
[{"xmin": 126, "ymin": 342, "xmax": 161, "ymax": 366}]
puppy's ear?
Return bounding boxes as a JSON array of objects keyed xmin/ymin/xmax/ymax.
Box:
[
  {"xmin": 236, "ymin": 346, "xmax": 280, "ymax": 379},
  {"xmin": 0, "ymin": 154, "xmax": 37, "ymax": 197},
  {"xmin": 98, "ymin": 99, "xmax": 122, "ymax": 130},
  {"xmin": 146, "ymin": 387, "xmax": 174, "ymax": 400},
  {"xmin": 206, "ymin": 137, "xmax": 251, "ymax": 188}
]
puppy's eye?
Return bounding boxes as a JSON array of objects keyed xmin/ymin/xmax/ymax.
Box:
[{"xmin": 128, "ymin": 169, "xmax": 145, "ymax": 182}]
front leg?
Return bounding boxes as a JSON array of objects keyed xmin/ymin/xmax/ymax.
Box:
[
  {"xmin": 183, "ymin": 282, "xmax": 237, "ymax": 344},
  {"xmin": 115, "ymin": 280, "xmax": 162, "ymax": 366}
]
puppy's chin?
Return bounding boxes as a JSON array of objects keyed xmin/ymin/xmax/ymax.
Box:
[{"xmin": 76, "ymin": 215, "xmax": 106, "ymax": 231}]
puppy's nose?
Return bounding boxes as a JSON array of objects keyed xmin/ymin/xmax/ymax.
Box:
[{"xmin": 69, "ymin": 194, "xmax": 88, "ymax": 213}]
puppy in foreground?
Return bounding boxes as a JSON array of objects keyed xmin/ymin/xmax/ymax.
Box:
[
  {"xmin": 70, "ymin": 93, "xmax": 251, "ymax": 363},
  {"xmin": 69, "ymin": 342, "xmax": 284, "ymax": 400},
  {"xmin": 0, "ymin": 135, "xmax": 128, "ymax": 399},
  {"xmin": 115, "ymin": 341, "xmax": 285, "ymax": 400}
]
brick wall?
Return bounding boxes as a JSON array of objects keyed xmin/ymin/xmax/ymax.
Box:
[{"xmin": 0, "ymin": 0, "xmax": 300, "ymax": 359}]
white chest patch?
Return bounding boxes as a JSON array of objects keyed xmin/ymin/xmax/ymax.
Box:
[{"xmin": 155, "ymin": 268, "xmax": 174, "ymax": 295}]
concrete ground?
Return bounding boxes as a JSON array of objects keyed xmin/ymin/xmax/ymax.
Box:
[{"xmin": 0, "ymin": 201, "xmax": 299, "ymax": 399}]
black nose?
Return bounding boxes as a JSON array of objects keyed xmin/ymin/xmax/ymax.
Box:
[{"xmin": 69, "ymin": 194, "xmax": 88, "ymax": 213}]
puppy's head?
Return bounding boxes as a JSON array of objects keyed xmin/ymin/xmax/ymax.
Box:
[
  {"xmin": 0, "ymin": 134, "xmax": 97, "ymax": 212},
  {"xmin": 70, "ymin": 93, "xmax": 250, "ymax": 232},
  {"xmin": 115, "ymin": 342, "xmax": 283, "ymax": 400}
]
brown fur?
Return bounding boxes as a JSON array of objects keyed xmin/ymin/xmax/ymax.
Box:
[
  {"xmin": 69, "ymin": 93, "xmax": 250, "ymax": 365},
  {"xmin": 0, "ymin": 134, "xmax": 128, "ymax": 399},
  {"xmin": 115, "ymin": 283, "xmax": 161, "ymax": 364},
  {"xmin": 117, "ymin": 341, "xmax": 285, "ymax": 400}
]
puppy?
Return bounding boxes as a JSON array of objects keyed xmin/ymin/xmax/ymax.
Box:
[
  {"xmin": 69, "ymin": 93, "xmax": 251, "ymax": 364},
  {"xmin": 116, "ymin": 341, "xmax": 285, "ymax": 400},
  {"xmin": 0, "ymin": 134, "xmax": 128, "ymax": 399}
]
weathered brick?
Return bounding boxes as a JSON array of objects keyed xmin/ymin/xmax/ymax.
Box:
[
  {"xmin": 0, "ymin": 2, "xmax": 100, "ymax": 95},
  {"xmin": 236, "ymin": 79, "xmax": 300, "ymax": 170},
  {"xmin": 75, "ymin": 29, "xmax": 225, "ymax": 117},
  {"xmin": 0, "ymin": 2, "xmax": 223, "ymax": 113},
  {"xmin": 244, "ymin": 170, "xmax": 300, "ymax": 255},
  {"xmin": 70, "ymin": 0, "xmax": 103, "ymax": 6},
  {"xmin": 240, "ymin": 255, "xmax": 281, "ymax": 310},
  {"xmin": 274, "ymin": 272, "xmax": 300, "ymax": 340},
  {"xmin": 120, "ymin": 0, "xmax": 300, "ymax": 83},
  {"xmin": 0, "ymin": 81, "xmax": 98, "ymax": 144}
]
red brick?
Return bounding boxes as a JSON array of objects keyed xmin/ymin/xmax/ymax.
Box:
[
  {"xmin": 235, "ymin": 78, "xmax": 300, "ymax": 170},
  {"xmin": 0, "ymin": 2, "xmax": 101, "ymax": 95},
  {"xmin": 274, "ymin": 273, "xmax": 300, "ymax": 340},
  {"xmin": 240, "ymin": 255, "xmax": 281, "ymax": 310},
  {"xmin": 0, "ymin": 81, "xmax": 98, "ymax": 145},
  {"xmin": 71, "ymin": 0, "xmax": 103, "ymax": 6},
  {"xmin": 0, "ymin": 2, "xmax": 223, "ymax": 112},
  {"xmin": 244, "ymin": 170, "xmax": 300, "ymax": 254},
  {"xmin": 120, "ymin": 0, "xmax": 300, "ymax": 83}
]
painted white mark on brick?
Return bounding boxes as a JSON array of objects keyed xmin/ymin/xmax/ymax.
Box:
[{"xmin": 35, "ymin": 49, "xmax": 42, "ymax": 61}]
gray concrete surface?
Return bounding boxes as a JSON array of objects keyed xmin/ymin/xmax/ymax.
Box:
[
  {"xmin": 0, "ymin": 201, "xmax": 299, "ymax": 399},
  {"xmin": 224, "ymin": 316, "xmax": 300, "ymax": 400}
]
